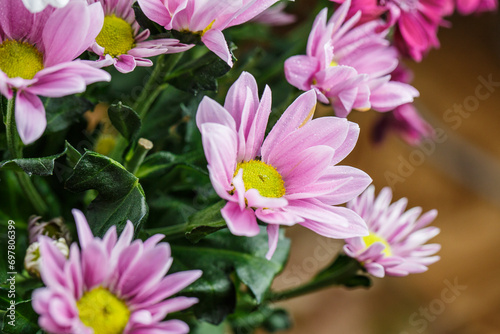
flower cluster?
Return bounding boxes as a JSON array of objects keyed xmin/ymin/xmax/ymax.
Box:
[{"xmin": 3, "ymin": 0, "xmax": 493, "ymax": 330}]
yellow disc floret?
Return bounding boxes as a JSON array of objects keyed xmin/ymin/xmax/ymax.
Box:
[
  {"xmin": 0, "ymin": 40, "xmax": 44, "ymax": 79},
  {"xmin": 235, "ymin": 160, "xmax": 285, "ymax": 198},
  {"xmin": 96, "ymin": 15, "xmax": 135, "ymax": 58},
  {"xmin": 77, "ymin": 287, "xmax": 130, "ymax": 334},
  {"xmin": 362, "ymin": 232, "xmax": 392, "ymax": 257}
]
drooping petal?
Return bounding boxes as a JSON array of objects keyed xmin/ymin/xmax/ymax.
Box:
[
  {"xmin": 201, "ymin": 29, "xmax": 233, "ymax": 67},
  {"xmin": 220, "ymin": 201, "xmax": 260, "ymax": 237},
  {"xmin": 14, "ymin": 90, "xmax": 46, "ymax": 144}
]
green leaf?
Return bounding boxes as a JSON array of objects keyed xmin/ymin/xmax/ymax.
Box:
[
  {"xmin": 1, "ymin": 300, "xmax": 40, "ymax": 334},
  {"xmin": 185, "ymin": 200, "xmax": 227, "ymax": 243},
  {"xmin": 170, "ymin": 227, "xmax": 290, "ymax": 324},
  {"xmin": 65, "ymin": 151, "xmax": 148, "ymax": 237},
  {"xmin": 108, "ymin": 102, "xmax": 141, "ymax": 143},
  {"xmin": 135, "ymin": 151, "xmax": 206, "ymax": 179},
  {"xmin": 0, "ymin": 146, "xmax": 68, "ymax": 176},
  {"xmin": 166, "ymin": 46, "xmax": 235, "ymax": 94},
  {"xmin": 45, "ymin": 96, "xmax": 94, "ymax": 133}
]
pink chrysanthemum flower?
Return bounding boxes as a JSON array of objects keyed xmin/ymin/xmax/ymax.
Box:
[
  {"xmin": 137, "ymin": 0, "xmax": 279, "ymax": 66},
  {"xmin": 344, "ymin": 186, "xmax": 441, "ymax": 277},
  {"xmin": 32, "ymin": 209, "xmax": 202, "ymax": 334},
  {"xmin": 197, "ymin": 72, "xmax": 372, "ymax": 260},
  {"xmin": 0, "ymin": 0, "xmax": 111, "ymax": 144},
  {"xmin": 88, "ymin": 0, "xmax": 192, "ymax": 73},
  {"xmin": 284, "ymin": 0, "xmax": 419, "ymax": 118},
  {"xmin": 330, "ymin": 0, "xmax": 447, "ymax": 61}
]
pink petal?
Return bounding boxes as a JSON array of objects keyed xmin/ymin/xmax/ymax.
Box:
[
  {"xmin": 265, "ymin": 224, "xmax": 280, "ymax": 260},
  {"xmin": 14, "ymin": 90, "xmax": 46, "ymax": 144},
  {"xmin": 72, "ymin": 209, "xmax": 94, "ymax": 248},
  {"xmin": 115, "ymin": 54, "xmax": 137, "ymax": 73},
  {"xmin": 220, "ymin": 201, "xmax": 260, "ymax": 237},
  {"xmin": 137, "ymin": 0, "xmax": 171, "ymax": 27},
  {"xmin": 201, "ymin": 29, "xmax": 233, "ymax": 67},
  {"xmin": 284, "ymin": 55, "xmax": 319, "ymax": 91}
]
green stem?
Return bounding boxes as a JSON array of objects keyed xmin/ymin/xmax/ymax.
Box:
[
  {"xmin": 267, "ymin": 256, "xmax": 362, "ymax": 302},
  {"xmin": 147, "ymin": 222, "xmax": 188, "ymax": 241},
  {"xmin": 109, "ymin": 53, "xmax": 184, "ymax": 161},
  {"xmin": 133, "ymin": 53, "xmax": 184, "ymax": 118},
  {"xmin": 5, "ymin": 98, "xmax": 48, "ymax": 215},
  {"xmin": 125, "ymin": 138, "xmax": 153, "ymax": 174}
]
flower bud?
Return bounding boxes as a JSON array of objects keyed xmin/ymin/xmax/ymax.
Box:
[
  {"xmin": 24, "ymin": 238, "xmax": 69, "ymax": 278},
  {"xmin": 28, "ymin": 215, "xmax": 71, "ymax": 245}
]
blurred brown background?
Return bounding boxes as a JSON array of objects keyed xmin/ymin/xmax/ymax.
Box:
[{"xmin": 265, "ymin": 9, "xmax": 500, "ymax": 334}]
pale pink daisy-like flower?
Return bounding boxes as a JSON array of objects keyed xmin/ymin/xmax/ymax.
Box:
[
  {"xmin": 197, "ymin": 71, "xmax": 371, "ymax": 260},
  {"xmin": 0, "ymin": 0, "xmax": 111, "ymax": 144},
  {"xmin": 32, "ymin": 209, "xmax": 202, "ymax": 334},
  {"xmin": 344, "ymin": 186, "xmax": 441, "ymax": 277},
  {"xmin": 330, "ymin": 0, "xmax": 447, "ymax": 61},
  {"xmin": 284, "ymin": 0, "xmax": 419, "ymax": 118},
  {"xmin": 22, "ymin": 0, "xmax": 69, "ymax": 13},
  {"xmin": 137, "ymin": 0, "xmax": 279, "ymax": 66},
  {"xmin": 88, "ymin": 0, "xmax": 193, "ymax": 73}
]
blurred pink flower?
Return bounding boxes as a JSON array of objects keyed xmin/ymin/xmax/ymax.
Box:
[
  {"xmin": 0, "ymin": 0, "xmax": 111, "ymax": 144},
  {"xmin": 197, "ymin": 71, "xmax": 371, "ymax": 260},
  {"xmin": 344, "ymin": 186, "xmax": 441, "ymax": 277},
  {"xmin": 372, "ymin": 65, "xmax": 434, "ymax": 145},
  {"xmin": 33, "ymin": 209, "xmax": 202, "ymax": 334},
  {"xmin": 88, "ymin": 0, "xmax": 192, "ymax": 73},
  {"xmin": 285, "ymin": 0, "xmax": 419, "ymax": 117},
  {"xmin": 455, "ymin": 0, "xmax": 498, "ymax": 14},
  {"xmin": 252, "ymin": 3, "xmax": 296, "ymax": 26},
  {"xmin": 331, "ymin": 0, "xmax": 447, "ymax": 61},
  {"xmin": 137, "ymin": 0, "xmax": 279, "ymax": 66}
]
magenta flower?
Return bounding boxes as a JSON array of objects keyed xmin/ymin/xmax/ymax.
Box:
[
  {"xmin": 0, "ymin": 0, "xmax": 111, "ymax": 144},
  {"xmin": 455, "ymin": 0, "xmax": 498, "ymax": 14},
  {"xmin": 32, "ymin": 209, "xmax": 202, "ymax": 334},
  {"xmin": 373, "ymin": 103, "xmax": 434, "ymax": 145},
  {"xmin": 88, "ymin": 0, "xmax": 192, "ymax": 73},
  {"xmin": 284, "ymin": 0, "xmax": 419, "ymax": 118},
  {"xmin": 137, "ymin": 0, "xmax": 279, "ymax": 66},
  {"xmin": 372, "ymin": 65, "xmax": 433, "ymax": 145},
  {"xmin": 344, "ymin": 186, "xmax": 441, "ymax": 277},
  {"xmin": 197, "ymin": 72, "xmax": 371, "ymax": 260},
  {"xmin": 330, "ymin": 0, "xmax": 447, "ymax": 61}
]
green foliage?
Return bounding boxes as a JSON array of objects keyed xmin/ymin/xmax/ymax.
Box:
[
  {"xmin": 44, "ymin": 96, "xmax": 94, "ymax": 134},
  {"xmin": 65, "ymin": 151, "xmax": 148, "ymax": 236},
  {"xmin": 169, "ymin": 228, "xmax": 290, "ymax": 324},
  {"xmin": 108, "ymin": 102, "xmax": 141, "ymax": 143}
]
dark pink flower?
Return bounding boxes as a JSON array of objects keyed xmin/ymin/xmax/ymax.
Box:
[{"xmin": 331, "ymin": 0, "xmax": 447, "ymax": 61}]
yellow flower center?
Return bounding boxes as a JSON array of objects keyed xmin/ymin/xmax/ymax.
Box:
[
  {"xmin": 235, "ymin": 160, "xmax": 285, "ymax": 198},
  {"xmin": 96, "ymin": 15, "xmax": 135, "ymax": 58},
  {"xmin": 330, "ymin": 60, "xmax": 338, "ymax": 67},
  {"xmin": 0, "ymin": 40, "xmax": 44, "ymax": 79},
  {"xmin": 77, "ymin": 287, "xmax": 130, "ymax": 334},
  {"xmin": 362, "ymin": 232, "xmax": 392, "ymax": 257}
]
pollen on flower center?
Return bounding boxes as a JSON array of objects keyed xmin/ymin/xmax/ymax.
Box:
[
  {"xmin": 96, "ymin": 15, "xmax": 135, "ymax": 58},
  {"xmin": 363, "ymin": 232, "xmax": 392, "ymax": 257},
  {"xmin": 235, "ymin": 160, "xmax": 286, "ymax": 198},
  {"xmin": 77, "ymin": 286, "xmax": 130, "ymax": 334},
  {"xmin": 330, "ymin": 60, "xmax": 338, "ymax": 67},
  {"xmin": 0, "ymin": 40, "xmax": 44, "ymax": 79}
]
